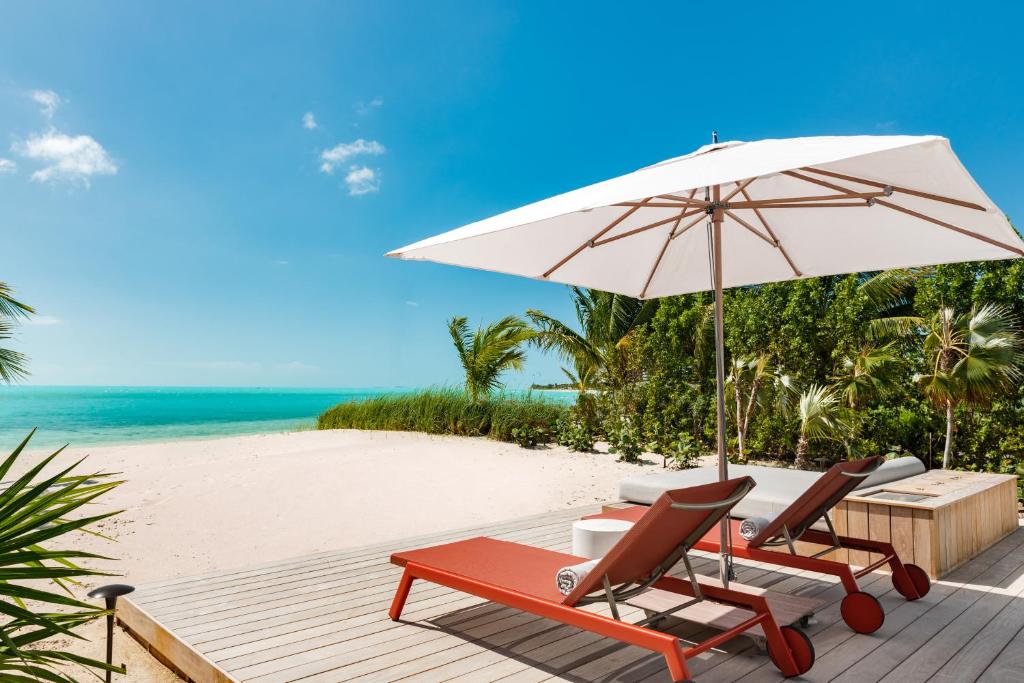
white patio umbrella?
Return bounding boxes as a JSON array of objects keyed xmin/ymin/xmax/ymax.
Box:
[{"xmin": 388, "ymin": 134, "xmax": 1024, "ymax": 584}]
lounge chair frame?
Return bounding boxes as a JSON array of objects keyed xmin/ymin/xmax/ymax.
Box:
[
  {"xmin": 593, "ymin": 458, "xmax": 930, "ymax": 634},
  {"xmin": 389, "ymin": 479, "xmax": 814, "ymax": 682}
]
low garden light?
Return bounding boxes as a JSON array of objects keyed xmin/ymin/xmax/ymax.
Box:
[{"xmin": 87, "ymin": 583, "xmax": 136, "ymax": 683}]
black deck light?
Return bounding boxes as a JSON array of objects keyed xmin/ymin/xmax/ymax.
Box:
[{"xmin": 87, "ymin": 583, "xmax": 135, "ymax": 682}]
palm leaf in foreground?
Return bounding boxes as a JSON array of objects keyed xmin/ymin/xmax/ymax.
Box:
[{"xmin": 0, "ymin": 430, "xmax": 124, "ymax": 680}]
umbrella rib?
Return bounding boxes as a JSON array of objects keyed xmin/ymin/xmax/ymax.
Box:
[
  {"xmin": 615, "ymin": 201, "xmax": 708, "ymax": 208},
  {"xmin": 722, "ymin": 177, "xmax": 758, "ymax": 203},
  {"xmin": 637, "ymin": 190, "xmax": 703, "ymax": 298},
  {"xmin": 542, "ymin": 197, "xmax": 654, "ymax": 278},
  {"xmin": 724, "ymin": 209, "xmax": 778, "ymax": 246},
  {"xmin": 741, "ymin": 202, "xmax": 871, "ymax": 208},
  {"xmin": 657, "ymin": 193, "xmax": 710, "ymax": 207},
  {"xmin": 802, "ymin": 167, "xmax": 987, "ymax": 212},
  {"xmin": 738, "ymin": 186, "xmax": 802, "ymax": 276},
  {"xmin": 669, "ymin": 212, "xmax": 709, "ymax": 241},
  {"xmin": 590, "ymin": 208, "xmax": 704, "ymax": 247},
  {"xmin": 783, "ymin": 170, "xmax": 1024, "ymax": 256},
  {"xmin": 734, "ymin": 191, "xmax": 885, "ymax": 206},
  {"xmin": 639, "ymin": 212, "xmax": 688, "ymax": 299}
]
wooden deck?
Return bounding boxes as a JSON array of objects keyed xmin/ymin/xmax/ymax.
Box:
[{"xmin": 118, "ymin": 505, "xmax": 1024, "ymax": 682}]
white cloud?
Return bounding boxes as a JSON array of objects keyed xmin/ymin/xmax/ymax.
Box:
[
  {"xmin": 302, "ymin": 112, "xmax": 318, "ymax": 130},
  {"xmin": 274, "ymin": 259, "xmax": 290, "ymax": 266},
  {"xmin": 0, "ymin": 159, "xmax": 15, "ymax": 174},
  {"xmin": 345, "ymin": 165, "xmax": 380, "ymax": 195},
  {"xmin": 14, "ymin": 130, "xmax": 117, "ymax": 185},
  {"xmin": 319, "ymin": 139, "xmax": 385, "ymax": 174},
  {"xmin": 354, "ymin": 98, "xmax": 383, "ymax": 116},
  {"xmin": 26, "ymin": 315, "xmax": 61, "ymax": 325},
  {"xmin": 31, "ymin": 90, "xmax": 61, "ymax": 119},
  {"xmin": 405, "ymin": 300, "xmax": 419, "ymax": 307}
]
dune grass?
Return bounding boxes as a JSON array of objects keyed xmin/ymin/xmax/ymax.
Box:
[{"xmin": 316, "ymin": 388, "xmax": 567, "ymax": 442}]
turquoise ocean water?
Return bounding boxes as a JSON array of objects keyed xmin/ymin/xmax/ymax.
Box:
[{"xmin": 0, "ymin": 386, "xmax": 574, "ymax": 450}]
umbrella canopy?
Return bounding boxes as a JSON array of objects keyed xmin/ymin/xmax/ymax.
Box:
[
  {"xmin": 389, "ymin": 136, "xmax": 1022, "ymax": 297},
  {"xmin": 388, "ymin": 134, "xmax": 1024, "ymax": 584}
]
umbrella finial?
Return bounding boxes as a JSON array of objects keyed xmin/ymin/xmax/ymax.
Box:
[{"xmin": 711, "ymin": 130, "xmax": 719, "ymax": 143}]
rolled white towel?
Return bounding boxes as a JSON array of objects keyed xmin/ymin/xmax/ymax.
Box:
[
  {"xmin": 556, "ymin": 558, "xmax": 600, "ymax": 596},
  {"xmin": 739, "ymin": 513, "xmax": 778, "ymax": 541}
]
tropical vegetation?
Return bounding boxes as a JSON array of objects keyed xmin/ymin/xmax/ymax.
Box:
[
  {"xmin": 0, "ymin": 282, "xmax": 34, "ymax": 383},
  {"xmin": 0, "ymin": 431, "xmax": 124, "ymax": 681},
  {"xmin": 530, "ymin": 260, "xmax": 1024, "ymax": 473},
  {"xmin": 447, "ymin": 315, "xmax": 534, "ymax": 402},
  {"xmin": 320, "ymin": 260, "xmax": 1024, "ymax": 479},
  {"xmin": 0, "ymin": 282, "xmax": 125, "ymax": 680},
  {"xmin": 317, "ymin": 388, "xmax": 566, "ymax": 443}
]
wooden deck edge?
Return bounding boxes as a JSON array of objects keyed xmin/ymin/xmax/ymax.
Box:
[{"xmin": 118, "ymin": 596, "xmax": 236, "ymax": 683}]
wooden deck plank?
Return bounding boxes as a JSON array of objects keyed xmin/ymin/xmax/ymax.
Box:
[
  {"xmin": 828, "ymin": 527, "xmax": 1024, "ymax": 683},
  {"xmin": 977, "ymin": 622, "xmax": 1024, "ymax": 682},
  {"xmin": 116, "ymin": 506, "xmax": 1024, "ymax": 683}
]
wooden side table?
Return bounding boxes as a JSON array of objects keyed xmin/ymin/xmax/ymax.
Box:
[{"xmin": 832, "ymin": 470, "xmax": 1018, "ymax": 579}]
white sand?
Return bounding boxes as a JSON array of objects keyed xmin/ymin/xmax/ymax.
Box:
[{"xmin": 37, "ymin": 429, "xmax": 656, "ymax": 680}]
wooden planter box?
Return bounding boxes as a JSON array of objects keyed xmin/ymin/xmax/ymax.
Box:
[{"xmin": 831, "ymin": 470, "xmax": 1018, "ymax": 579}]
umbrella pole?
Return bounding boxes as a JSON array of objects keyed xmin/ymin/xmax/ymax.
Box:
[{"xmin": 711, "ymin": 184, "xmax": 732, "ymax": 586}]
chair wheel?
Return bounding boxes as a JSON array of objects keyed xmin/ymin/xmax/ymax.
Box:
[
  {"xmin": 841, "ymin": 591, "xmax": 884, "ymax": 634},
  {"xmin": 893, "ymin": 563, "xmax": 931, "ymax": 600},
  {"xmin": 768, "ymin": 625, "xmax": 815, "ymax": 677}
]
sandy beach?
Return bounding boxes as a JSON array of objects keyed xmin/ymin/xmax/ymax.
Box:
[{"xmin": 39, "ymin": 429, "xmax": 656, "ymax": 680}]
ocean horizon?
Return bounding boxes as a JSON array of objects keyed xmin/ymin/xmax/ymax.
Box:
[{"xmin": 0, "ymin": 385, "xmax": 575, "ymax": 450}]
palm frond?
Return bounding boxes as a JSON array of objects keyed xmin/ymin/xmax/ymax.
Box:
[{"xmin": 0, "ymin": 431, "xmax": 124, "ymax": 679}]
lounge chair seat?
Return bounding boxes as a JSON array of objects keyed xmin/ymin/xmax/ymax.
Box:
[{"xmin": 393, "ymin": 537, "xmax": 581, "ymax": 602}]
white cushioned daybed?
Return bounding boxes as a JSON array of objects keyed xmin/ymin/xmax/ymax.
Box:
[{"xmin": 619, "ymin": 457, "xmax": 926, "ymax": 519}]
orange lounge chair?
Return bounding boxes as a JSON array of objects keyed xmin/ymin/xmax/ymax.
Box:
[
  {"xmin": 589, "ymin": 457, "xmax": 931, "ymax": 634},
  {"xmin": 389, "ymin": 477, "xmax": 815, "ymax": 682}
]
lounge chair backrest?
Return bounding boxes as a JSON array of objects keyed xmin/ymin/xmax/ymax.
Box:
[
  {"xmin": 748, "ymin": 456, "xmax": 883, "ymax": 547},
  {"xmin": 563, "ymin": 476, "xmax": 755, "ymax": 606}
]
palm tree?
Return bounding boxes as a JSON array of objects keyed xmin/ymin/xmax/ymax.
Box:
[
  {"xmin": 527, "ymin": 287, "xmax": 657, "ymax": 390},
  {"xmin": 727, "ymin": 356, "xmax": 797, "ymax": 459},
  {"xmin": 831, "ymin": 343, "xmax": 901, "ymax": 409},
  {"xmin": 448, "ymin": 315, "xmax": 535, "ymax": 402},
  {"xmin": 794, "ymin": 384, "xmax": 849, "ymax": 470},
  {"xmin": 919, "ymin": 305, "xmax": 1024, "ymax": 470},
  {"xmin": 0, "ymin": 281, "xmax": 34, "ymax": 383},
  {"xmin": 874, "ymin": 304, "xmax": 1024, "ymax": 469}
]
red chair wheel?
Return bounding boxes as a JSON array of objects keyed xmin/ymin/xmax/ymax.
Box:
[
  {"xmin": 841, "ymin": 591, "xmax": 884, "ymax": 634},
  {"xmin": 768, "ymin": 625, "xmax": 815, "ymax": 677},
  {"xmin": 893, "ymin": 563, "xmax": 931, "ymax": 600}
]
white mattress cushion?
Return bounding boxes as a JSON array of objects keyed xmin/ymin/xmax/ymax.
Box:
[
  {"xmin": 855, "ymin": 456, "xmax": 926, "ymax": 489},
  {"xmin": 618, "ymin": 464, "xmax": 821, "ymax": 519},
  {"xmin": 617, "ymin": 458, "xmax": 924, "ymax": 519}
]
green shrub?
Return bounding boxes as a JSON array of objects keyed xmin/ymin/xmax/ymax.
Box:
[
  {"xmin": 317, "ymin": 388, "xmax": 566, "ymax": 443},
  {"xmin": 555, "ymin": 415, "xmax": 596, "ymax": 452},
  {"xmin": 662, "ymin": 434, "xmax": 702, "ymax": 469},
  {"xmin": 510, "ymin": 424, "xmax": 546, "ymax": 448},
  {"xmin": 606, "ymin": 415, "xmax": 644, "ymax": 463}
]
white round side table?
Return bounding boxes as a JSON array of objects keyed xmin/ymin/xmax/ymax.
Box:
[{"xmin": 572, "ymin": 518, "xmax": 634, "ymax": 559}]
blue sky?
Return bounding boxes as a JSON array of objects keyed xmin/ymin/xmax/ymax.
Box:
[{"xmin": 1, "ymin": 1, "xmax": 1022, "ymax": 388}]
